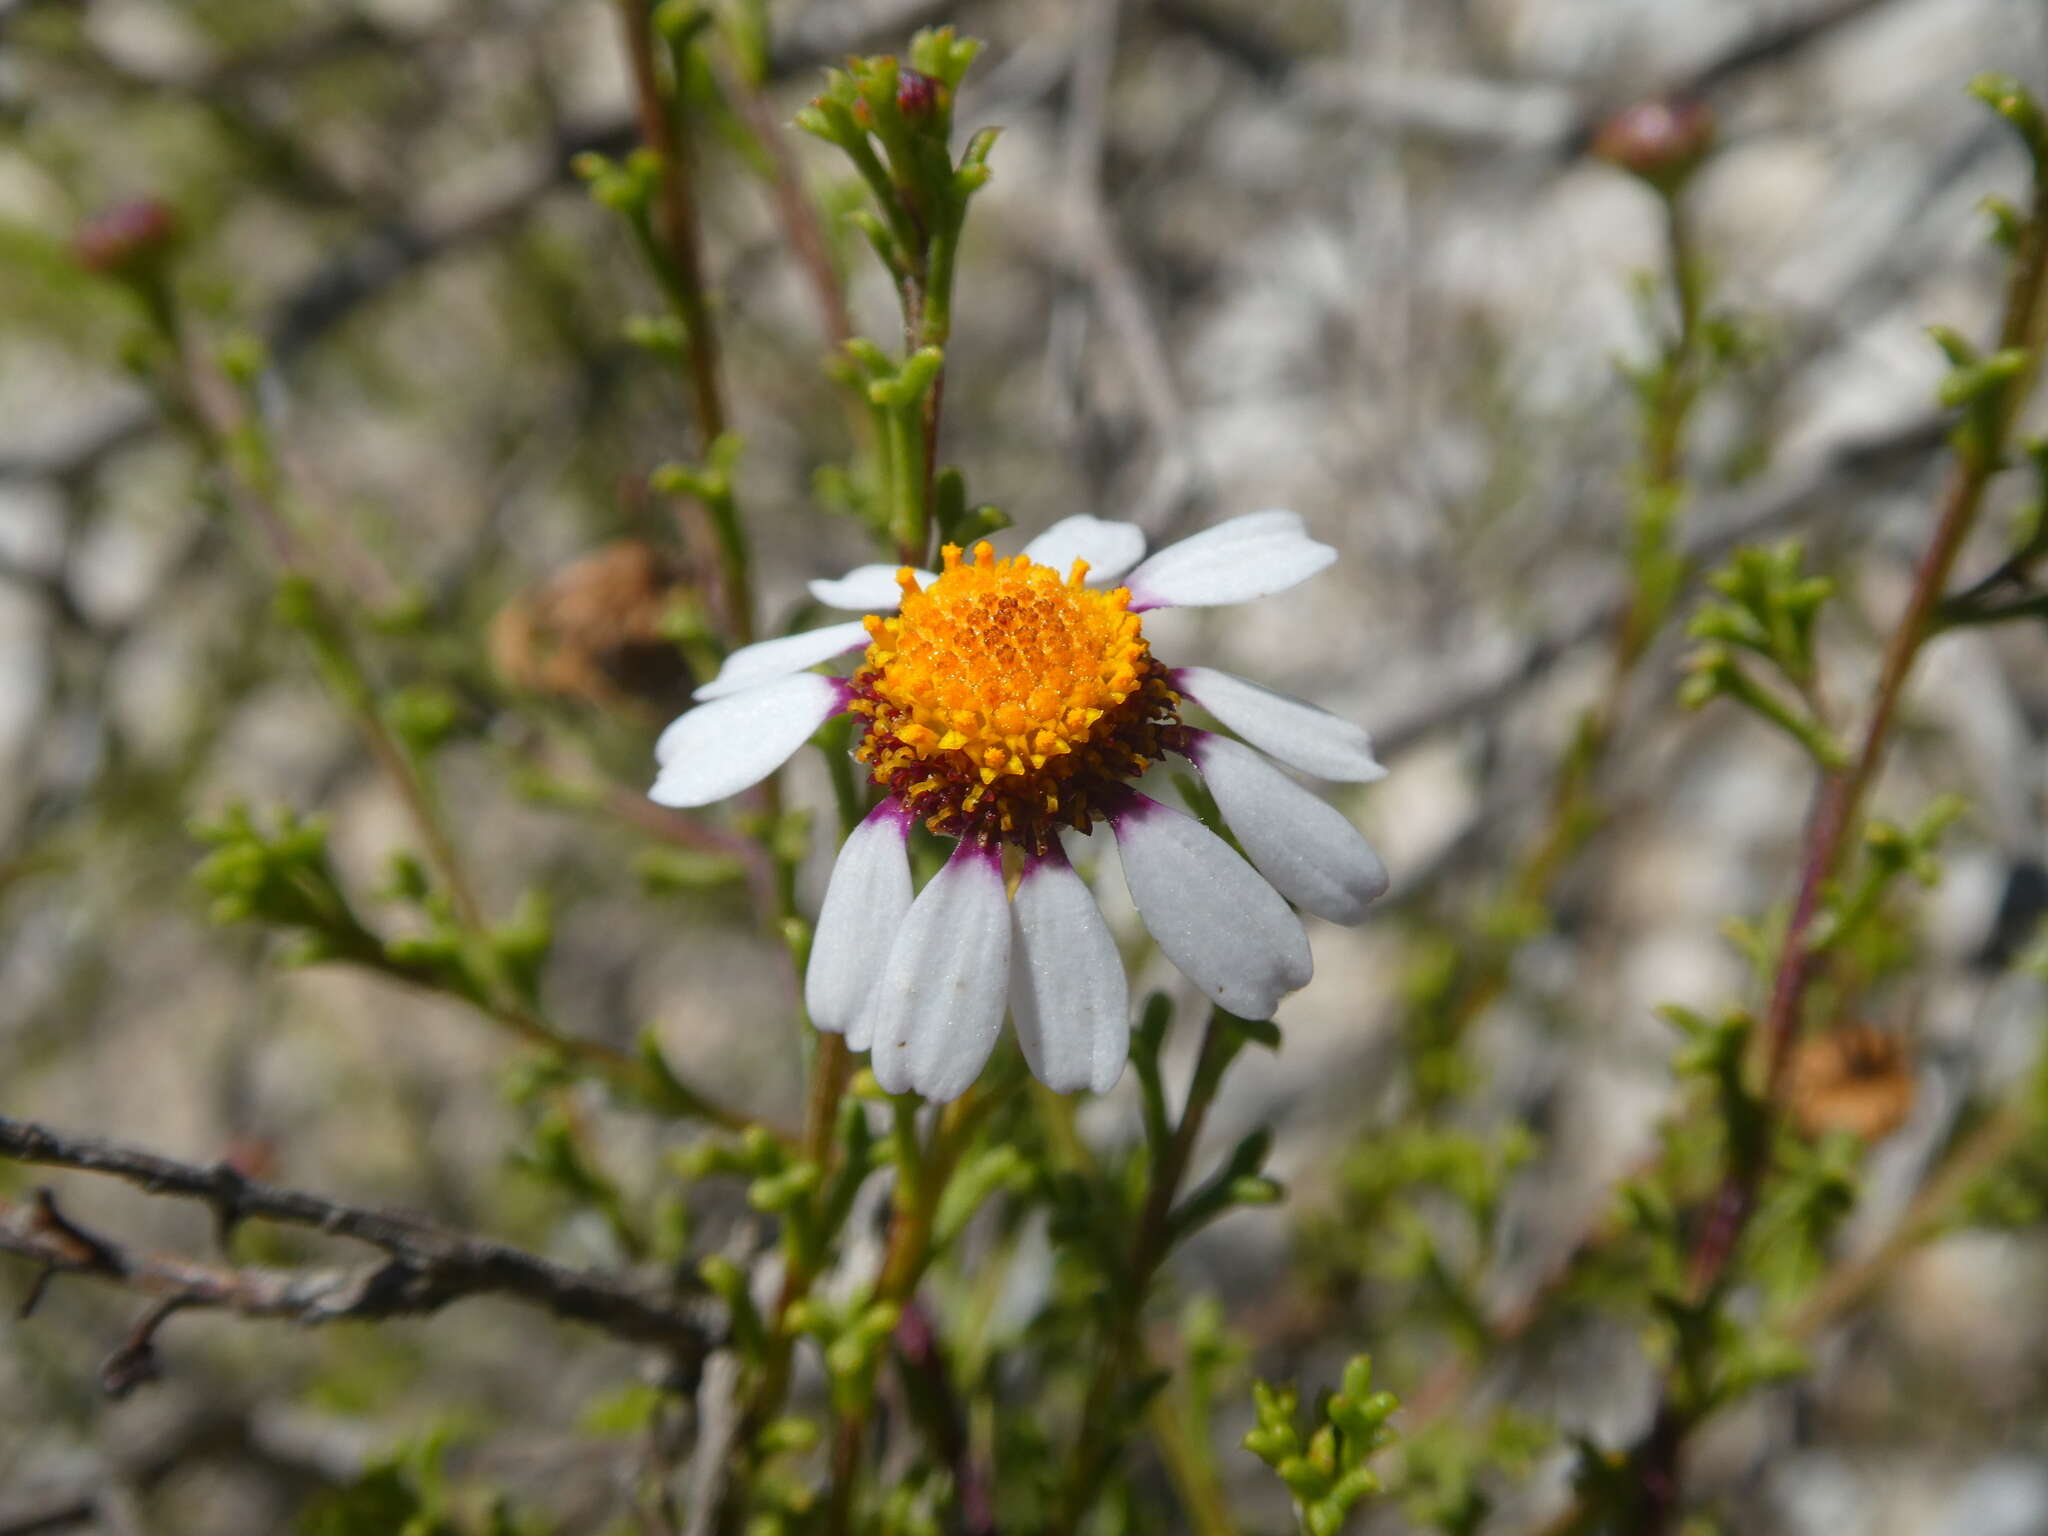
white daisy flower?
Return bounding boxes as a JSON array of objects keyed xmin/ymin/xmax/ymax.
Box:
[{"xmin": 650, "ymin": 511, "xmax": 1388, "ymax": 1102}]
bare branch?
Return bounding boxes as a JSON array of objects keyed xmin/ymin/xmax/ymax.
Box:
[
  {"xmin": 1162, "ymin": 0, "xmax": 1913, "ymax": 156},
  {"xmin": 0, "ymin": 1118, "xmax": 718, "ymax": 1365}
]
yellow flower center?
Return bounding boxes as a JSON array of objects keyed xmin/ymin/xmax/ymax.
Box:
[{"xmin": 848, "ymin": 541, "xmax": 1182, "ymax": 851}]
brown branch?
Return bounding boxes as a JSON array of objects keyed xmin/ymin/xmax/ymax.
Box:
[
  {"xmin": 0, "ymin": 1118, "xmax": 718, "ymax": 1363},
  {"xmin": 1613, "ymin": 124, "xmax": 2048, "ymax": 1536}
]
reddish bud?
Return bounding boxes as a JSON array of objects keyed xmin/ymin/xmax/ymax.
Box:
[
  {"xmin": 896, "ymin": 68, "xmax": 942, "ymax": 121},
  {"xmin": 72, "ymin": 198, "xmax": 180, "ymax": 276},
  {"xmin": 1592, "ymin": 97, "xmax": 1716, "ymax": 191}
]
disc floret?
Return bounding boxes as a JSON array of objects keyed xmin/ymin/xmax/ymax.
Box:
[{"xmin": 848, "ymin": 541, "xmax": 1183, "ymax": 851}]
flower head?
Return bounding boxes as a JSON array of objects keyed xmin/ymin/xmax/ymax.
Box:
[
  {"xmin": 850, "ymin": 542, "xmax": 1179, "ymax": 852},
  {"xmin": 651, "ymin": 511, "xmax": 1387, "ymax": 1101}
]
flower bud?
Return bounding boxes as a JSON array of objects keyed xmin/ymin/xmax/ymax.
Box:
[
  {"xmin": 72, "ymin": 198, "xmax": 179, "ymax": 276},
  {"xmin": 1592, "ymin": 97, "xmax": 1716, "ymax": 191}
]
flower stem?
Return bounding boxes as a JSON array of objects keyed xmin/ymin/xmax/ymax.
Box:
[
  {"xmin": 819, "ymin": 1091, "xmax": 985, "ymax": 1536},
  {"xmin": 1048, "ymin": 1010, "xmax": 1236, "ymax": 1536}
]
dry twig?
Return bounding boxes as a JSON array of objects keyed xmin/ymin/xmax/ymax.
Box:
[{"xmin": 0, "ymin": 1117, "xmax": 718, "ymax": 1375}]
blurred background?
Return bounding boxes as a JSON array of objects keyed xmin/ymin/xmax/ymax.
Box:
[{"xmin": 3, "ymin": 0, "xmax": 2047, "ymax": 1531}]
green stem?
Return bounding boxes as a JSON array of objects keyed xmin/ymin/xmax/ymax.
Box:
[
  {"xmin": 820, "ymin": 1091, "xmax": 986, "ymax": 1536},
  {"xmin": 1049, "ymin": 1011, "xmax": 1237, "ymax": 1536},
  {"xmin": 614, "ymin": 0, "xmax": 728, "ymax": 446},
  {"xmin": 886, "ymin": 394, "xmax": 927, "ymax": 565}
]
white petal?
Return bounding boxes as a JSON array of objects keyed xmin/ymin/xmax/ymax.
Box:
[
  {"xmin": 694, "ymin": 621, "xmax": 871, "ymax": 701},
  {"xmin": 1122, "ymin": 509, "xmax": 1336, "ymax": 610},
  {"xmin": 1009, "ymin": 852, "xmax": 1130, "ymax": 1094},
  {"xmin": 1021, "ymin": 516, "xmax": 1147, "ymax": 586},
  {"xmin": 808, "ymin": 564, "xmax": 935, "ymax": 612},
  {"xmin": 1190, "ymin": 733, "xmax": 1388, "ymax": 923},
  {"xmin": 806, "ymin": 803, "xmax": 913, "ymax": 1038},
  {"xmin": 650, "ymin": 673, "xmax": 844, "ymax": 806},
  {"xmin": 866, "ymin": 845, "xmax": 1012, "ymax": 1103},
  {"xmin": 1175, "ymin": 666, "xmax": 1385, "ymax": 782},
  {"xmin": 1110, "ymin": 794, "xmax": 1311, "ymax": 1019}
]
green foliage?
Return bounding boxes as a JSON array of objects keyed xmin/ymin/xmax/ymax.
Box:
[
  {"xmin": 512, "ymin": 1102, "xmax": 643, "ymax": 1259},
  {"xmin": 1309, "ymin": 1121, "xmax": 1535, "ymax": 1355},
  {"xmin": 1687, "ymin": 541, "xmax": 1833, "ymax": 684},
  {"xmin": 1811, "ymin": 795, "xmax": 1969, "ymax": 965},
  {"xmin": 1681, "ymin": 541, "xmax": 1845, "ymax": 765},
  {"xmin": 795, "ymin": 27, "xmax": 998, "ymax": 560},
  {"xmin": 578, "ymin": 1382, "xmax": 669, "ymax": 1437},
  {"xmin": 1971, "ymin": 73, "xmax": 2048, "ymax": 180},
  {"xmin": 634, "ymin": 845, "xmax": 748, "ymax": 895},
  {"xmin": 191, "ymin": 802, "xmax": 388, "ymax": 968},
  {"xmin": 20, "ymin": 17, "xmax": 2048, "ymax": 1536},
  {"xmin": 300, "ymin": 1429, "xmax": 549, "ymax": 1536},
  {"xmin": 1395, "ymin": 1411, "xmax": 1553, "ymax": 1536},
  {"xmin": 794, "ymin": 30, "xmax": 991, "ymax": 320},
  {"xmin": 786, "ymin": 1292, "xmax": 902, "ymax": 1415},
  {"xmin": 1244, "ymin": 1356, "xmax": 1399, "ymax": 1536}
]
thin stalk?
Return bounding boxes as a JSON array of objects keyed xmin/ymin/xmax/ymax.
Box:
[
  {"xmin": 1145, "ymin": 1391, "xmax": 1239, "ymax": 1536},
  {"xmin": 703, "ymin": 488, "xmax": 757, "ymax": 649},
  {"xmin": 614, "ymin": 0, "xmax": 728, "ymax": 446},
  {"xmin": 1048, "ymin": 1011, "xmax": 1235, "ymax": 1536},
  {"xmin": 1408, "ymin": 179, "xmax": 1707, "ymax": 1106},
  {"xmin": 820, "ymin": 1092, "xmax": 986, "ymax": 1536},
  {"xmin": 1684, "ymin": 164, "xmax": 2048, "ymax": 1310},
  {"xmin": 614, "ymin": 0, "xmax": 761, "ymax": 651},
  {"xmin": 1622, "ymin": 148, "xmax": 2048, "ymax": 1536},
  {"xmin": 150, "ymin": 293, "xmax": 763, "ymax": 1139}
]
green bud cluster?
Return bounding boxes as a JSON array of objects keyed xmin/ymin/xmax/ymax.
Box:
[
  {"xmin": 797, "ymin": 29, "xmax": 999, "ymax": 563},
  {"xmin": 786, "ymin": 1294, "xmax": 902, "ymax": 1417},
  {"xmin": 1681, "ymin": 540, "xmax": 1845, "ymax": 766},
  {"xmin": 794, "ymin": 30, "xmax": 992, "ymax": 317},
  {"xmin": 1243, "ymin": 1355, "xmax": 1399, "ymax": 1536},
  {"xmin": 1810, "ymin": 796, "xmax": 1968, "ymax": 959}
]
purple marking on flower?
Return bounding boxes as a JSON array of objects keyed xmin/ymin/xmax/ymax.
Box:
[
  {"xmin": 1017, "ymin": 840, "xmax": 1074, "ymax": 883},
  {"xmin": 1101, "ymin": 786, "xmax": 1155, "ymax": 828},
  {"xmin": 861, "ymin": 796, "xmax": 914, "ymax": 835},
  {"xmin": 951, "ymin": 836, "xmax": 1007, "ymax": 877}
]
